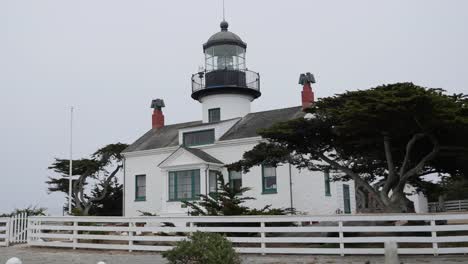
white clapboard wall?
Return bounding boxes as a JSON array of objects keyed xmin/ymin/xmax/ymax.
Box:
[{"xmin": 28, "ymin": 213, "xmax": 468, "ymax": 255}]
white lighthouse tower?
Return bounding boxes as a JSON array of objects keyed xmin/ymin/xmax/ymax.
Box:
[{"xmin": 191, "ymin": 21, "xmax": 261, "ymax": 123}]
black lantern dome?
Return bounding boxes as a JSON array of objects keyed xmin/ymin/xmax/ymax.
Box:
[
  {"xmin": 203, "ymin": 21, "xmax": 247, "ymax": 50},
  {"xmin": 191, "ymin": 21, "xmax": 260, "ymax": 101}
]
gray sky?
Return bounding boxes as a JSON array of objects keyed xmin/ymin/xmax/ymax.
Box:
[{"xmin": 1, "ymin": 0, "xmax": 467, "ymax": 215}]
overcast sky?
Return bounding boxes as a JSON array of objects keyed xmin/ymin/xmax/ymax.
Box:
[{"xmin": 1, "ymin": 0, "xmax": 467, "ymax": 215}]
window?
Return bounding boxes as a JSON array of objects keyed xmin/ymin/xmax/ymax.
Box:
[
  {"xmin": 208, "ymin": 170, "xmax": 219, "ymax": 197},
  {"xmin": 324, "ymin": 170, "xmax": 331, "ymax": 196},
  {"xmin": 343, "ymin": 184, "xmax": 351, "ymax": 214},
  {"xmin": 208, "ymin": 108, "xmax": 221, "ymax": 123},
  {"xmin": 228, "ymin": 170, "xmax": 242, "ymax": 192},
  {"xmin": 135, "ymin": 175, "xmax": 146, "ymax": 201},
  {"xmin": 183, "ymin": 129, "xmax": 215, "ymax": 147},
  {"xmin": 262, "ymin": 165, "xmax": 277, "ymax": 194},
  {"xmin": 168, "ymin": 169, "xmax": 200, "ymax": 201}
]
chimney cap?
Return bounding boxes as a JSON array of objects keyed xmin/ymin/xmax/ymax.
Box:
[
  {"xmin": 299, "ymin": 72, "xmax": 316, "ymax": 85},
  {"xmin": 151, "ymin": 99, "xmax": 165, "ymax": 110}
]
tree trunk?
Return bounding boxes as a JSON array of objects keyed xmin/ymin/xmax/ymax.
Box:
[{"xmin": 383, "ymin": 192, "xmax": 415, "ymax": 213}]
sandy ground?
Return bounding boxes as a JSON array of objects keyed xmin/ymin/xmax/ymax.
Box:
[{"xmin": 0, "ymin": 245, "xmax": 467, "ymax": 264}]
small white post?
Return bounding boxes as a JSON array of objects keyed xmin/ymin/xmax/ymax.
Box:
[
  {"xmin": 431, "ymin": 220, "xmax": 438, "ymax": 256},
  {"xmin": 5, "ymin": 257, "xmax": 22, "ymax": 264},
  {"xmin": 384, "ymin": 240, "xmax": 399, "ymax": 264},
  {"xmin": 260, "ymin": 221, "xmax": 266, "ymax": 255},
  {"xmin": 189, "ymin": 221, "xmax": 194, "ymax": 236},
  {"xmin": 338, "ymin": 221, "xmax": 344, "ymax": 256},
  {"xmin": 72, "ymin": 221, "xmax": 78, "ymax": 250}
]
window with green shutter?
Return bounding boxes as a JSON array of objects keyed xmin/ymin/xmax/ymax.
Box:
[
  {"xmin": 168, "ymin": 169, "xmax": 201, "ymax": 201},
  {"xmin": 228, "ymin": 170, "xmax": 242, "ymax": 192},
  {"xmin": 183, "ymin": 129, "xmax": 215, "ymax": 147},
  {"xmin": 208, "ymin": 108, "xmax": 221, "ymax": 123},
  {"xmin": 135, "ymin": 175, "xmax": 146, "ymax": 201},
  {"xmin": 208, "ymin": 170, "xmax": 219, "ymax": 198},
  {"xmin": 262, "ymin": 165, "xmax": 277, "ymax": 194},
  {"xmin": 324, "ymin": 170, "xmax": 331, "ymax": 196}
]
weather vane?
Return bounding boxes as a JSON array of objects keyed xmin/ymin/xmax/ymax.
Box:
[{"xmin": 223, "ymin": 0, "xmax": 226, "ymax": 21}]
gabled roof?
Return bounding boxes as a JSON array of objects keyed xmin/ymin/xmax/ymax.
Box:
[
  {"xmin": 158, "ymin": 146, "xmax": 223, "ymax": 168},
  {"xmin": 124, "ymin": 106, "xmax": 304, "ymax": 153},
  {"xmin": 123, "ymin": 121, "xmax": 201, "ymax": 152},
  {"xmin": 220, "ymin": 106, "xmax": 304, "ymax": 141},
  {"xmin": 182, "ymin": 147, "xmax": 223, "ymax": 164}
]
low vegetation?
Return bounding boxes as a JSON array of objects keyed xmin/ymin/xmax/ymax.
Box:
[{"xmin": 162, "ymin": 232, "xmax": 240, "ymax": 264}]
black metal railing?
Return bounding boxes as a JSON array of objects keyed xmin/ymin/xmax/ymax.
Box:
[{"xmin": 192, "ymin": 69, "xmax": 260, "ymax": 93}]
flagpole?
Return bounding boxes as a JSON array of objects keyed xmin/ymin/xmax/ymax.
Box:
[{"xmin": 68, "ymin": 106, "xmax": 74, "ymax": 215}]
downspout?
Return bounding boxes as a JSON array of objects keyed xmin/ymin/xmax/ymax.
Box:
[
  {"xmin": 205, "ymin": 165, "xmax": 210, "ymax": 196},
  {"xmin": 122, "ymin": 157, "xmax": 126, "ymax": 216},
  {"xmin": 289, "ymin": 164, "xmax": 294, "ymax": 210}
]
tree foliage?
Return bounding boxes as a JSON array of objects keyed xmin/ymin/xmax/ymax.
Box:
[
  {"xmin": 182, "ymin": 173, "xmax": 294, "ymax": 216},
  {"xmin": 0, "ymin": 206, "xmax": 47, "ymax": 217},
  {"xmin": 46, "ymin": 142, "xmax": 128, "ymax": 215},
  {"xmin": 229, "ymin": 83, "xmax": 468, "ymax": 212}
]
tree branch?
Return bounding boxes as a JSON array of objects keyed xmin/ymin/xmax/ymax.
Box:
[
  {"xmin": 382, "ymin": 134, "xmax": 397, "ymax": 196},
  {"xmin": 397, "ymin": 134, "xmax": 440, "ymax": 192},
  {"xmin": 87, "ymin": 165, "xmax": 123, "ymax": 204},
  {"xmin": 318, "ymin": 152, "xmax": 388, "ymax": 207},
  {"xmin": 399, "ymin": 133, "xmax": 425, "ymax": 177}
]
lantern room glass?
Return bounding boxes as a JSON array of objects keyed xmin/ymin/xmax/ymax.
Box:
[{"xmin": 205, "ymin": 44, "xmax": 246, "ymax": 71}]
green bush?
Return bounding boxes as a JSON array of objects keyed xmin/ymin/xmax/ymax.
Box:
[{"xmin": 162, "ymin": 232, "xmax": 240, "ymax": 264}]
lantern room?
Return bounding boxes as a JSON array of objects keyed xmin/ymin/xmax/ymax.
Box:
[{"xmin": 191, "ymin": 21, "xmax": 261, "ymax": 123}]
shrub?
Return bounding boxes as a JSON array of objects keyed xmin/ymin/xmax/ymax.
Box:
[{"xmin": 162, "ymin": 232, "xmax": 240, "ymax": 264}]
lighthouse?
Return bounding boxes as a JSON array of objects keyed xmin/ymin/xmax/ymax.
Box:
[{"xmin": 191, "ymin": 21, "xmax": 261, "ymax": 123}]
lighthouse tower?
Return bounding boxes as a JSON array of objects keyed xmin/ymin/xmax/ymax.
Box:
[{"xmin": 191, "ymin": 21, "xmax": 261, "ymax": 123}]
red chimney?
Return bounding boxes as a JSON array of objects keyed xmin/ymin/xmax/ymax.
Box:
[
  {"xmin": 151, "ymin": 99, "xmax": 165, "ymax": 129},
  {"xmin": 299, "ymin": 73, "xmax": 316, "ymax": 110}
]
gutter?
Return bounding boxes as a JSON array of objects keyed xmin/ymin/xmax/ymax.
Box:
[{"xmin": 289, "ymin": 164, "xmax": 294, "ymax": 210}]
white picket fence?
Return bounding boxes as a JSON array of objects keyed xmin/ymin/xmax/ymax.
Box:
[
  {"xmin": 28, "ymin": 213, "xmax": 468, "ymax": 255},
  {"xmin": 9, "ymin": 212, "xmax": 28, "ymax": 244},
  {"xmin": 0, "ymin": 218, "xmax": 9, "ymax": 247}
]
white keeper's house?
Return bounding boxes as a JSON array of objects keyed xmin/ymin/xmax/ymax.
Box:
[{"xmin": 121, "ymin": 20, "xmax": 357, "ymax": 217}]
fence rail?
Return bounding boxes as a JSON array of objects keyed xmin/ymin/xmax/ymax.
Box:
[
  {"xmin": 0, "ymin": 218, "xmax": 9, "ymax": 247},
  {"xmin": 28, "ymin": 213, "xmax": 468, "ymax": 255},
  {"xmin": 429, "ymin": 200, "xmax": 468, "ymax": 212}
]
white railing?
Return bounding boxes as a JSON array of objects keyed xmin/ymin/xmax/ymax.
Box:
[
  {"xmin": 0, "ymin": 218, "xmax": 10, "ymax": 247},
  {"xmin": 28, "ymin": 213, "xmax": 468, "ymax": 255},
  {"xmin": 429, "ymin": 200, "xmax": 468, "ymax": 212}
]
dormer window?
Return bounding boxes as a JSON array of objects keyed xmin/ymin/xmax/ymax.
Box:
[
  {"xmin": 183, "ymin": 129, "xmax": 215, "ymax": 147},
  {"xmin": 208, "ymin": 108, "xmax": 221, "ymax": 123}
]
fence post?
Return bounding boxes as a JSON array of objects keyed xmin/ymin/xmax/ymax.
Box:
[
  {"xmin": 430, "ymin": 220, "xmax": 438, "ymax": 256},
  {"xmin": 189, "ymin": 221, "xmax": 194, "ymax": 236},
  {"xmin": 260, "ymin": 221, "xmax": 266, "ymax": 255},
  {"xmin": 338, "ymin": 221, "xmax": 344, "ymax": 256},
  {"xmin": 5, "ymin": 218, "xmax": 10, "ymax": 247},
  {"xmin": 128, "ymin": 220, "xmax": 134, "ymax": 252},
  {"xmin": 384, "ymin": 240, "xmax": 399, "ymax": 264},
  {"xmin": 72, "ymin": 220, "xmax": 78, "ymax": 250},
  {"xmin": 21, "ymin": 212, "xmax": 26, "ymax": 243},
  {"xmin": 26, "ymin": 218, "xmax": 31, "ymax": 245}
]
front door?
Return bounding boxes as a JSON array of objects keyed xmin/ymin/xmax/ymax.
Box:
[{"xmin": 343, "ymin": 184, "xmax": 351, "ymax": 214}]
